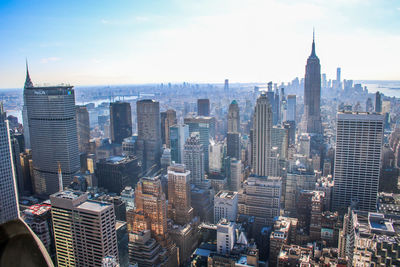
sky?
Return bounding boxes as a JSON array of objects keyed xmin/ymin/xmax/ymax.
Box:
[{"xmin": 0, "ymin": 0, "xmax": 399, "ymax": 88}]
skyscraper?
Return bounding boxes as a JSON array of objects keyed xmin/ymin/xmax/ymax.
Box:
[
  {"xmin": 22, "ymin": 62, "xmax": 32, "ymax": 149},
  {"xmin": 0, "ymin": 104, "xmax": 19, "ymax": 224},
  {"xmin": 336, "ymin": 67, "xmax": 341, "ymax": 87},
  {"xmin": 228, "ymin": 100, "xmax": 240, "ymax": 133},
  {"xmin": 227, "ymin": 132, "xmax": 241, "ymax": 160},
  {"xmin": 224, "ymin": 79, "xmax": 229, "ymax": 93},
  {"xmin": 303, "ymin": 32, "xmax": 322, "ymax": 134},
  {"xmin": 136, "ymin": 100, "xmax": 162, "ymax": 173},
  {"xmin": 50, "ymin": 191, "xmax": 118, "ymax": 267},
  {"xmin": 76, "ymin": 105, "xmax": 90, "ymax": 153},
  {"xmin": 127, "ymin": 176, "xmax": 168, "ymax": 241},
  {"xmin": 161, "ymin": 109, "xmax": 177, "ymax": 148},
  {"xmin": 96, "ymin": 156, "xmax": 141, "ymax": 194},
  {"xmin": 332, "ymin": 112, "xmax": 384, "ymax": 212},
  {"xmin": 24, "ymin": 68, "xmax": 80, "ymax": 196},
  {"xmin": 184, "ymin": 115, "xmax": 215, "ymax": 172},
  {"xmin": 375, "ymin": 91, "xmax": 382, "ymax": 113},
  {"xmin": 167, "ymin": 163, "xmax": 193, "ymax": 225},
  {"xmin": 126, "ymin": 176, "xmax": 179, "ymax": 267},
  {"xmin": 252, "ymin": 93, "xmax": 273, "ymax": 177},
  {"xmin": 197, "ymin": 99, "xmax": 210, "ymax": 116},
  {"xmin": 110, "ymin": 102, "xmax": 132, "ymax": 144},
  {"xmin": 229, "ymin": 159, "xmax": 242, "ymax": 191},
  {"xmin": 184, "ymin": 133, "xmax": 205, "ymax": 188},
  {"xmin": 286, "ymin": 95, "xmax": 296, "ymax": 122},
  {"xmin": 238, "ymin": 176, "xmax": 282, "ymax": 231},
  {"xmin": 169, "ymin": 124, "xmax": 189, "ymax": 164},
  {"xmin": 209, "ymin": 140, "xmax": 223, "ymax": 173}
]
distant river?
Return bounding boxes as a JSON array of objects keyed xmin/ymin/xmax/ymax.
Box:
[{"xmin": 356, "ymin": 80, "xmax": 400, "ymax": 98}]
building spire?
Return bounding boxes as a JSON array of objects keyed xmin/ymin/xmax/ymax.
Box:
[
  {"xmin": 310, "ymin": 28, "xmax": 316, "ymax": 57},
  {"xmin": 24, "ymin": 59, "xmax": 33, "ymax": 88}
]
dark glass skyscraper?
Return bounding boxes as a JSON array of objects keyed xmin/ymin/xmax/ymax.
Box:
[
  {"xmin": 110, "ymin": 102, "xmax": 132, "ymax": 144},
  {"xmin": 303, "ymin": 32, "xmax": 322, "ymax": 134},
  {"xmin": 375, "ymin": 91, "xmax": 382, "ymax": 113},
  {"xmin": 24, "ymin": 68, "xmax": 80, "ymax": 196},
  {"xmin": 197, "ymin": 99, "xmax": 210, "ymax": 116}
]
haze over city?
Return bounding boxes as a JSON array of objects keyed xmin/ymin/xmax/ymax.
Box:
[{"xmin": 1, "ymin": 0, "xmax": 400, "ymax": 88}]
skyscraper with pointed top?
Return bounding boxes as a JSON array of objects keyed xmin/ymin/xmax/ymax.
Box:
[
  {"xmin": 303, "ymin": 31, "xmax": 322, "ymax": 134},
  {"xmin": 22, "ymin": 60, "xmax": 33, "ymax": 149},
  {"xmin": 23, "ymin": 65, "xmax": 80, "ymax": 196}
]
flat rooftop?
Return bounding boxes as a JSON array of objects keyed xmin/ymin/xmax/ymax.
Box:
[
  {"xmin": 216, "ymin": 190, "xmax": 238, "ymax": 199},
  {"xmin": 76, "ymin": 200, "xmax": 111, "ymax": 213},
  {"xmin": 106, "ymin": 156, "xmax": 126, "ymax": 163},
  {"xmin": 52, "ymin": 190, "xmax": 85, "ymax": 200}
]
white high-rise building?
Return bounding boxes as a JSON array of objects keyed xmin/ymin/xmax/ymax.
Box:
[
  {"xmin": 216, "ymin": 219, "xmax": 236, "ymax": 255},
  {"xmin": 209, "ymin": 140, "xmax": 223, "ymax": 173},
  {"xmin": 214, "ymin": 191, "xmax": 238, "ymax": 224},
  {"xmin": 252, "ymin": 93, "xmax": 273, "ymax": 176},
  {"xmin": 184, "ymin": 133, "xmax": 205, "ymax": 187},
  {"xmin": 0, "ymin": 104, "xmax": 19, "ymax": 224},
  {"xmin": 333, "ymin": 112, "xmax": 384, "ymax": 212}
]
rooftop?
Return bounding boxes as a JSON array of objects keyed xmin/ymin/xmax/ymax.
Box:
[
  {"xmin": 106, "ymin": 156, "xmax": 126, "ymax": 163},
  {"xmin": 23, "ymin": 203, "xmax": 51, "ymax": 216},
  {"xmin": 216, "ymin": 190, "xmax": 238, "ymax": 199},
  {"xmin": 76, "ymin": 200, "xmax": 112, "ymax": 213},
  {"xmin": 52, "ymin": 190, "xmax": 85, "ymax": 200}
]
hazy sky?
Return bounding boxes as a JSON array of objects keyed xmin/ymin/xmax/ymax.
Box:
[{"xmin": 0, "ymin": 0, "xmax": 399, "ymax": 88}]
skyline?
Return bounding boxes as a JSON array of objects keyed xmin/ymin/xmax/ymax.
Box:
[{"xmin": 1, "ymin": 0, "xmax": 400, "ymax": 88}]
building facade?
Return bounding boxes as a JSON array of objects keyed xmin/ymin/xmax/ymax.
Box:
[
  {"xmin": 136, "ymin": 100, "xmax": 162, "ymax": 174},
  {"xmin": 170, "ymin": 124, "xmax": 189, "ymax": 164},
  {"xmin": 161, "ymin": 109, "xmax": 177, "ymax": 148},
  {"xmin": 333, "ymin": 112, "xmax": 384, "ymax": 212},
  {"xmin": 0, "ymin": 104, "xmax": 19, "ymax": 223},
  {"xmin": 76, "ymin": 105, "xmax": 90, "ymax": 153},
  {"xmin": 110, "ymin": 102, "xmax": 132, "ymax": 144},
  {"xmin": 23, "ymin": 69, "xmax": 80, "ymax": 196},
  {"xmin": 50, "ymin": 191, "xmax": 118, "ymax": 267},
  {"xmin": 167, "ymin": 164, "xmax": 194, "ymax": 225},
  {"xmin": 228, "ymin": 100, "xmax": 240, "ymax": 133},
  {"xmin": 252, "ymin": 93, "xmax": 273, "ymax": 176},
  {"xmin": 303, "ymin": 33, "xmax": 322, "ymax": 134},
  {"xmin": 214, "ymin": 191, "xmax": 238, "ymax": 224}
]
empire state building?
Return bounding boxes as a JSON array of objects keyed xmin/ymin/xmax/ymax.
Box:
[{"xmin": 303, "ymin": 32, "xmax": 322, "ymax": 134}]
